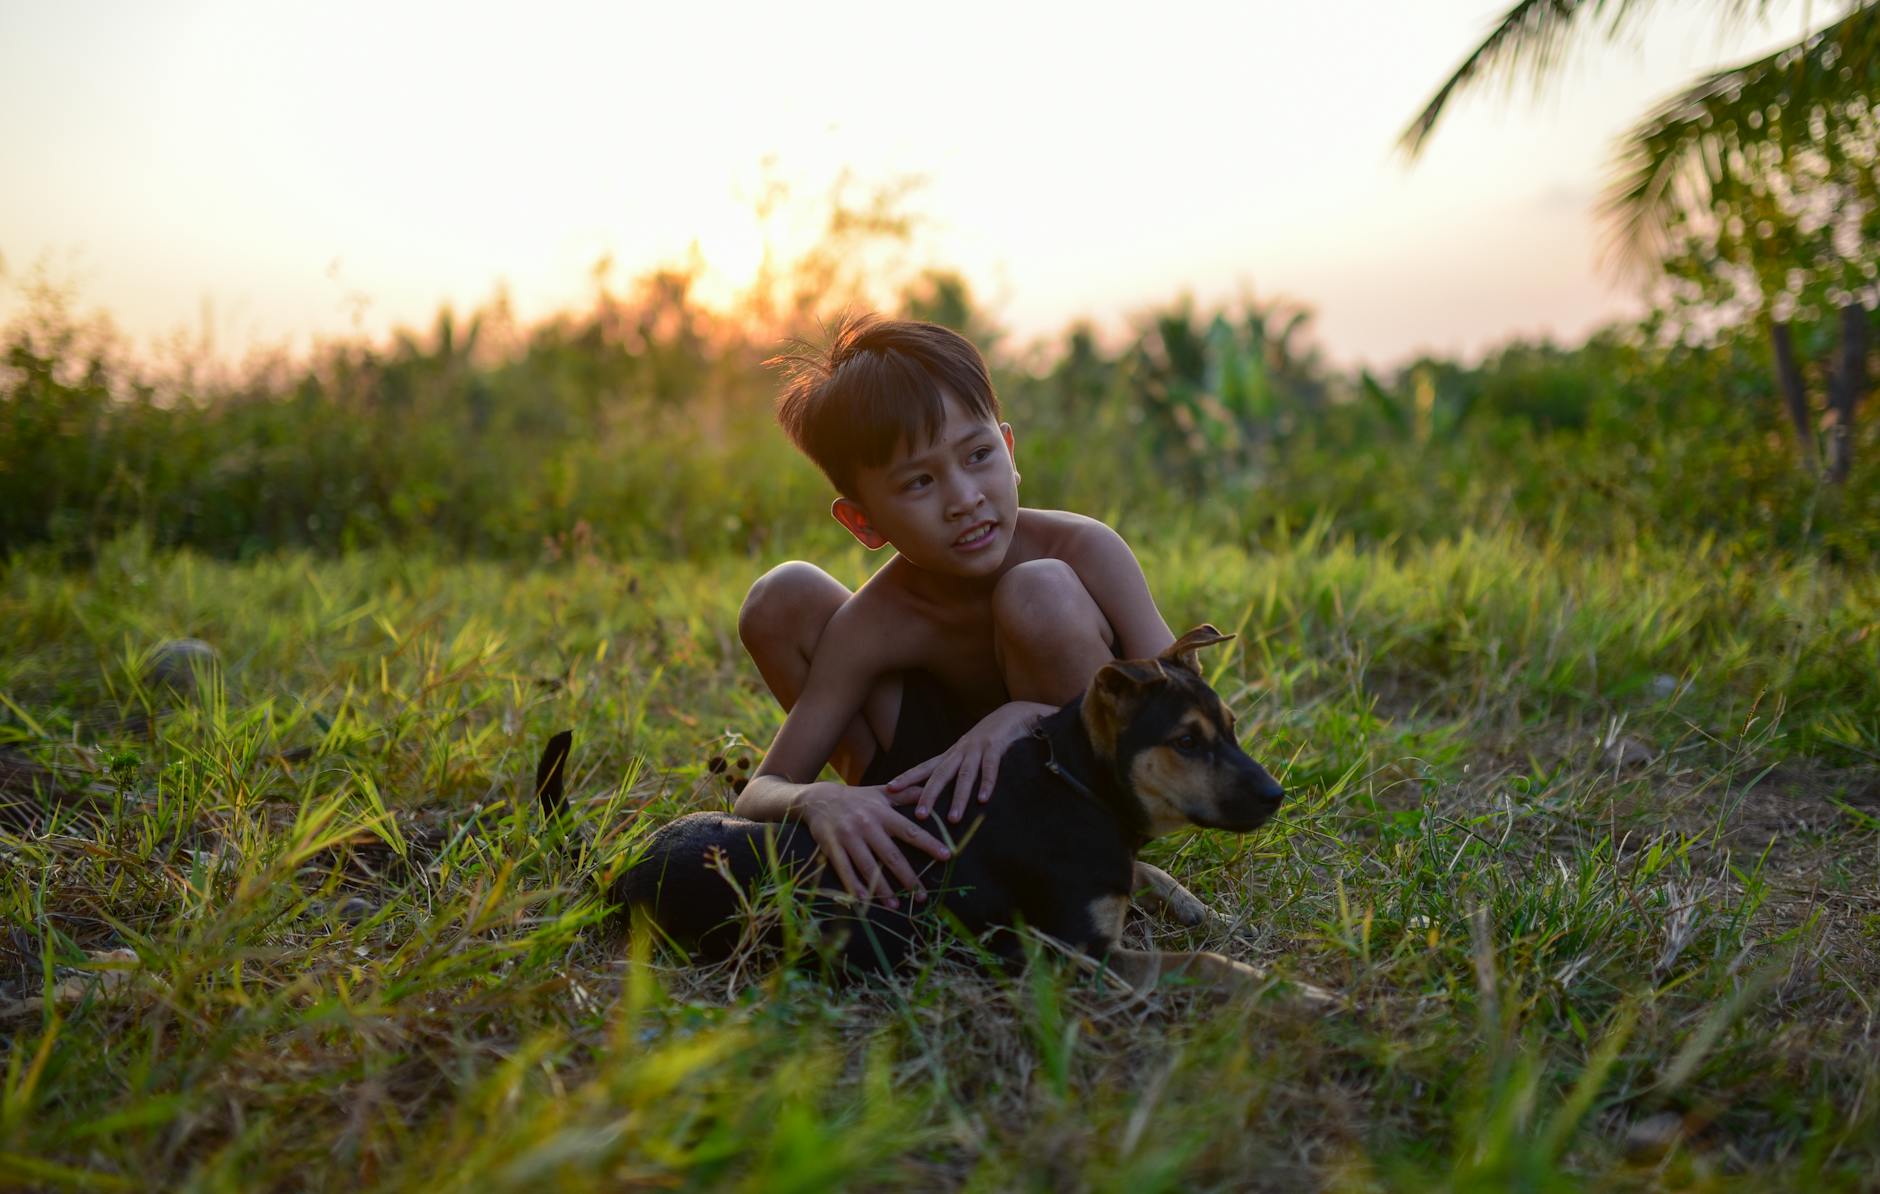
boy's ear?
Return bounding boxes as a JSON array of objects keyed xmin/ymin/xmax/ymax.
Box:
[
  {"xmin": 831, "ymin": 497, "xmax": 888, "ymax": 550},
  {"xmin": 1002, "ymin": 422, "xmax": 1019, "ymax": 485}
]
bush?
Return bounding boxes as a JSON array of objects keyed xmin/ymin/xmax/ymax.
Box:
[{"xmin": 4, "ymin": 279, "xmax": 1876, "ymax": 564}]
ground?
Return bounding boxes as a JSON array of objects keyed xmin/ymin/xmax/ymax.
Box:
[{"xmin": 1, "ymin": 531, "xmax": 1876, "ymax": 1191}]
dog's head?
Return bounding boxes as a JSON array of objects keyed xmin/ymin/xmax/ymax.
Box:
[{"xmin": 1080, "ymin": 625, "xmax": 1285, "ymax": 837}]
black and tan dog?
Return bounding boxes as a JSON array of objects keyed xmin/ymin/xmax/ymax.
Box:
[{"xmin": 544, "ymin": 626, "xmax": 1298, "ymax": 993}]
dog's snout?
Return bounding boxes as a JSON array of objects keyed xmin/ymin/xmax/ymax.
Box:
[
  {"xmin": 1230, "ymin": 750, "xmax": 1283, "ymax": 802},
  {"xmin": 1210, "ymin": 757, "xmax": 1284, "ymax": 830},
  {"xmin": 1254, "ymin": 765, "xmax": 1284, "ymax": 807}
]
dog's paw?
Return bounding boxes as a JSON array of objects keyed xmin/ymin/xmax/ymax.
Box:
[
  {"xmin": 1241, "ymin": 965, "xmax": 1343, "ymax": 1010},
  {"xmin": 1283, "ymin": 978, "xmax": 1342, "ymax": 1008},
  {"xmin": 1164, "ymin": 888, "xmax": 1215, "ymax": 927},
  {"xmin": 1197, "ymin": 907, "xmax": 1271, "ymax": 948},
  {"xmin": 1225, "ymin": 951, "xmax": 1346, "ymax": 1007}
]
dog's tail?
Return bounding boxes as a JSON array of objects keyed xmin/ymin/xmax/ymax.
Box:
[
  {"xmin": 534, "ymin": 729, "xmax": 572, "ymax": 820},
  {"xmin": 529, "ymin": 728, "xmax": 663, "ymax": 925}
]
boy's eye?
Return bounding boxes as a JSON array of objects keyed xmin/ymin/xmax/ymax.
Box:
[
  {"xmin": 902, "ymin": 475, "xmax": 931, "ymax": 492},
  {"xmin": 968, "ymin": 446, "xmax": 993, "ymax": 464}
]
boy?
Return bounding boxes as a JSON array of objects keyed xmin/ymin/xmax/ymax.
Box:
[{"xmin": 735, "ymin": 314, "xmax": 1189, "ymax": 913}]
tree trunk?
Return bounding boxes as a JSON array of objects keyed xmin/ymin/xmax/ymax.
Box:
[
  {"xmin": 1770, "ymin": 320, "xmax": 1817, "ymax": 470},
  {"xmin": 1827, "ymin": 300, "xmax": 1870, "ymax": 486}
]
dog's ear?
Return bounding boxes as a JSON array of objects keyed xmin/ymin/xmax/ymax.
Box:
[
  {"xmin": 1083, "ymin": 659, "xmax": 1168, "ymax": 756},
  {"xmin": 1097, "ymin": 658, "xmax": 1169, "ymax": 694},
  {"xmin": 1159, "ymin": 625, "xmax": 1235, "ymax": 673}
]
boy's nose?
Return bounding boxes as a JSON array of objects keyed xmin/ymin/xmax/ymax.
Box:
[{"xmin": 944, "ymin": 483, "xmax": 983, "ymax": 516}]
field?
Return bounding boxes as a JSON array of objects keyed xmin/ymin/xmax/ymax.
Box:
[
  {"xmin": 3, "ymin": 270, "xmax": 1880, "ymax": 1189},
  {"xmin": 4, "ymin": 519, "xmax": 1877, "ymax": 1191}
]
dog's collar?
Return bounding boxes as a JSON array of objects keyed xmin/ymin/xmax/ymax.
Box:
[{"xmin": 1031, "ymin": 724, "xmax": 1098, "ymax": 802}]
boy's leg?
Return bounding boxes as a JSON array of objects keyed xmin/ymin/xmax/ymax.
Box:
[
  {"xmin": 738, "ymin": 561, "xmax": 901, "ymax": 786},
  {"xmin": 989, "ymin": 559, "xmax": 1117, "ymax": 706}
]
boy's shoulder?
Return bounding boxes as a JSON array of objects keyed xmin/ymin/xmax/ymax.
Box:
[
  {"xmin": 1011, "ymin": 507, "xmax": 1123, "ymax": 558},
  {"xmin": 813, "ymin": 508, "xmax": 1163, "ymax": 677},
  {"xmin": 836, "ymin": 508, "xmax": 1136, "ymax": 623},
  {"xmin": 1006, "ymin": 509, "xmax": 1147, "ymax": 587}
]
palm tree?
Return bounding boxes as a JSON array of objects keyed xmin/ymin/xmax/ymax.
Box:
[{"xmin": 1401, "ymin": 0, "xmax": 1880, "ymax": 481}]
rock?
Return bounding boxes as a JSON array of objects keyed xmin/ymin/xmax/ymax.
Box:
[
  {"xmin": 146, "ymin": 638, "xmax": 220, "ymax": 699},
  {"xmin": 306, "ymin": 897, "xmax": 376, "ymax": 925},
  {"xmin": 1623, "ymin": 1111, "xmax": 1684, "ymax": 1163},
  {"xmin": 0, "ymin": 947, "xmax": 140, "ymax": 1019},
  {"xmin": 1602, "ymin": 735, "xmax": 1659, "ymax": 769},
  {"xmin": 334, "ymin": 896, "xmax": 375, "ymax": 923}
]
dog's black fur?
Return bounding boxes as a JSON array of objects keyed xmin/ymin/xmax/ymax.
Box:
[{"xmin": 548, "ymin": 626, "xmax": 1288, "ymax": 987}]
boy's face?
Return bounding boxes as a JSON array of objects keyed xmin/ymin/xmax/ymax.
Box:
[{"xmin": 832, "ymin": 387, "xmax": 1019, "ymax": 578}]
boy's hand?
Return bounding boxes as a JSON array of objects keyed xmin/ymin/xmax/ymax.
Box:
[
  {"xmin": 800, "ymin": 783, "xmax": 951, "ymax": 908},
  {"xmin": 886, "ymin": 701, "xmax": 1052, "ymax": 825}
]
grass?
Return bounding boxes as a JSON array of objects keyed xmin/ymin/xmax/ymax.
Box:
[{"xmin": 2, "ymin": 526, "xmax": 1877, "ymax": 1191}]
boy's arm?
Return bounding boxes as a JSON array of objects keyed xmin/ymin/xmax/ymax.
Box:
[
  {"xmin": 735, "ymin": 628, "xmax": 950, "ymax": 906},
  {"xmin": 887, "ymin": 698, "xmax": 1058, "ymax": 824}
]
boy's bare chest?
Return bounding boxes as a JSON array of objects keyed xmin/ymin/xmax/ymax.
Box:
[{"xmin": 892, "ymin": 600, "xmax": 1007, "ymax": 719}]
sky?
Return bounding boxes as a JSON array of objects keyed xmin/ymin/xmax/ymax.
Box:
[{"xmin": 0, "ymin": 0, "xmax": 1823, "ymax": 370}]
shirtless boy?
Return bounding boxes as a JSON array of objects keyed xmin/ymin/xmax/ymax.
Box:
[{"xmin": 735, "ymin": 314, "xmax": 1189, "ymax": 913}]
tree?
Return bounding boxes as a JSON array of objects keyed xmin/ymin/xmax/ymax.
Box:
[{"xmin": 1401, "ymin": 0, "xmax": 1880, "ymax": 482}]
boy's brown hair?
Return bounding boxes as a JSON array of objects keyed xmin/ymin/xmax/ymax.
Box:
[{"xmin": 768, "ymin": 313, "xmax": 1001, "ymax": 496}]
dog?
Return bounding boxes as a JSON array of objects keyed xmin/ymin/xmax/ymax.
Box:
[{"xmin": 541, "ymin": 626, "xmax": 1300, "ymax": 993}]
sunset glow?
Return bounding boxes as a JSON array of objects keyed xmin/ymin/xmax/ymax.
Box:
[{"xmin": 0, "ymin": 0, "xmax": 1822, "ymax": 367}]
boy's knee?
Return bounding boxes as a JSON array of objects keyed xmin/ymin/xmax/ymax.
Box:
[
  {"xmin": 992, "ymin": 560, "xmax": 1102, "ymax": 643},
  {"xmin": 739, "ymin": 561, "xmax": 839, "ymax": 649}
]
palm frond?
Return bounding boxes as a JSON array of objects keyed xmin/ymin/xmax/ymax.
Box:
[
  {"xmin": 1399, "ymin": 0, "xmax": 1799, "ymax": 160},
  {"xmin": 1600, "ymin": 1, "xmax": 1880, "ymax": 275},
  {"xmin": 1400, "ymin": 0, "xmax": 1652, "ymax": 159}
]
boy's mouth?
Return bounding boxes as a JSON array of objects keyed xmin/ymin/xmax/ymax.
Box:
[{"xmin": 953, "ymin": 521, "xmax": 998, "ymax": 549}]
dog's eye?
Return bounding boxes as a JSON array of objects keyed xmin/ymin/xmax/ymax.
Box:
[{"xmin": 1173, "ymin": 733, "xmax": 1199, "ymax": 752}]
